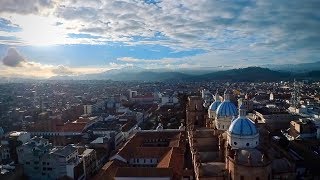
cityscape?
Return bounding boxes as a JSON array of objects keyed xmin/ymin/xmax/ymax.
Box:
[{"xmin": 0, "ymin": 0, "xmax": 320, "ymax": 180}]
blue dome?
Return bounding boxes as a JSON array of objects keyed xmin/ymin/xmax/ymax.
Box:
[
  {"xmin": 216, "ymin": 101, "xmax": 238, "ymax": 117},
  {"xmin": 229, "ymin": 117, "xmax": 257, "ymax": 136},
  {"xmin": 209, "ymin": 101, "xmax": 221, "ymax": 111}
]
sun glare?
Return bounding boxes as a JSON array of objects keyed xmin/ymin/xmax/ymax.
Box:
[{"xmin": 9, "ymin": 14, "xmax": 67, "ymax": 46}]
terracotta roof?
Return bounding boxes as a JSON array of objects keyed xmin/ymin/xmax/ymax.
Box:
[
  {"xmin": 96, "ymin": 131, "xmax": 185, "ymax": 179},
  {"xmin": 93, "ymin": 160, "xmax": 125, "ymax": 180},
  {"xmin": 133, "ymin": 147, "xmax": 172, "ymax": 158},
  {"xmin": 157, "ymin": 148, "xmax": 173, "ymax": 168},
  {"xmin": 115, "ymin": 167, "xmax": 173, "ymax": 177},
  {"xmin": 59, "ymin": 122, "xmax": 86, "ymax": 132},
  {"xmin": 157, "ymin": 147, "xmax": 185, "ymax": 179}
]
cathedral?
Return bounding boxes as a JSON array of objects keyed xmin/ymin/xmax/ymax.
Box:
[{"xmin": 187, "ymin": 89, "xmax": 294, "ymax": 180}]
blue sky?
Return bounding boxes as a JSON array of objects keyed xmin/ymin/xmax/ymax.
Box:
[{"xmin": 0, "ymin": 0, "xmax": 319, "ymax": 77}]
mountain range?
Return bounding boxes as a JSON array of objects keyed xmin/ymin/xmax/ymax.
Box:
[
  {"xmin": 49, "ymin": 66, "xmax": 320, "ymax": 82},
  {"xmin": 1, "ymin": 61, "xmax": 320, "ymax": 82}
]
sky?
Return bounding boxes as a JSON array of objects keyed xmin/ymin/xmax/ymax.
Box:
[{"xmin": 0, "ymin": 0, "xmax": 319, "ymax": 78}]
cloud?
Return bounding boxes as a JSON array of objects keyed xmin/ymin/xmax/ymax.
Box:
[
  {"xmin": 0, "ymin": 0, "xmax": 319, "ymax": 69},
  {"xmin": 2, "ymin": 47, "xmax": 26, "ymax": 67},
  {"xmin": 0, "ymin": 0, "xmax": 56, "ymax": 15},
  {"xmin": 0, "ymin": 18, "xmax": 22, "ymax": 32},
  {"xmin": 51, "ymin": 65, "xmax": 74, "ymax": 75},
  {"xmin": 1, "ymin": 0, "xmax": 319, "ymax": 51},
  {"xmin": 0, "ymin": 48, "xmax": 118, "ymax": 78}
]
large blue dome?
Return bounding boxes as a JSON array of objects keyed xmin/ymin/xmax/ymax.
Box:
[
  {"xmin": 209, "ymin": 101, "xmax": 221, "ymax": 111},
  {"xmin": 229, "ymin": 117, "xmax": 257, "ymax": 136},
  {"xmin": 216, "ymin": 101, "xmax": 238, "ymax": 117}
]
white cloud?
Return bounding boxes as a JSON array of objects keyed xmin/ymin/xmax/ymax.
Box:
[
  {"xmin": 0, "ymin": 0, "xmax": 319, "ymax": 70},
  {"xmin": 0, "ymin": 0, "xmax": 319, "ymax": 51},
  {"xmin": 0, "ymin": 0, "xmax": 57, "ymax": 15}
]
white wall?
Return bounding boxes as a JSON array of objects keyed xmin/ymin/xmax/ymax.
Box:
[{"xmin": 227, "ymin": 133, "xmax": 259, "ymax": 149}]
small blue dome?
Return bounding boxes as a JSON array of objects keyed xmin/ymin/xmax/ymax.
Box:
[
  {"xmin": 216, "ymin": 101, "xmax": 238, "ymax": 117},
  {"xmin": 229, "ymin": 117, "xmax": 257, "ymax": 136},
  {"xmin": 209, "ymin": 101, "xmax": 221, "ymax": 111}
]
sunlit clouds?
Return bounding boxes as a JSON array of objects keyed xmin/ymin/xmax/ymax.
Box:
[{"xmin": 0, "ymin": 0, "xmax": 319, "ymax": 77}]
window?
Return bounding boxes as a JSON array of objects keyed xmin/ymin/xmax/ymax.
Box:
[
  {"xmin": 26, "ymin": 162, "xmax": 30, "ymax": 165},
  {"xmin": 256, "ymin": 177, "xmax": 260, "ymax": 180},
  {"xmin": 42, "ymin": 162, "xmax": 46, "ymax": 165},
  {"xmin": 34, "ymin": 161, "xmax": 39, "ymax": 164},
  {"xmin": 234, "ymin": 142, "xmax": 237, "ymax": 145},
  {"xmin": 246, "ymin": 143, "xmax": 249, "ymax": 146},
  {"xmin": 43, "ymin": 167, "xmax": 46, "ymax": 171},
  {"xmin": 240, "ymin": 176, "xmax": 244, "ymax": 180}
]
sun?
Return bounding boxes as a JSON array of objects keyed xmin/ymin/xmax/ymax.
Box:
[{"xmin": 8, "ymin": 14, "xmax": 68, "ymax": 46}]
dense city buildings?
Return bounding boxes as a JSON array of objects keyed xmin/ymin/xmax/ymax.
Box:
[
  {"xmin": 0, "ymin": 80, "xmax": 320, "ymax": 179},
  {"xmin": 0, "ymin": 0, "xmax": 319, "ymax": 179}
]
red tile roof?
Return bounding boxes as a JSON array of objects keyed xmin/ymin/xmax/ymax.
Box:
[
  {"xmin": 95, "ymin": 131, "xmax": 186, "ymax": 179},
  {"xmin": 115, "ymin": 167, "xmax": 173, "ymax": 177}
]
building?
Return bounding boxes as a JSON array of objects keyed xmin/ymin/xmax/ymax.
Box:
[
  {"xmin": 201, "ymin": 89, "xmax": 214, "ymax": 108},
  {"xmin": 128, "ymin": 90, "xmax": 155, "ymax": 104},
  {"xmin": 79, "ymin": 148, "xmax": 98, "ymax": 179},
  {"xmin": 159, "ymin": 93, "xmax": 179, "ymax": 107},
  {"xmin": 186, "ymin": 96, "xmax": 205, "ymax": 128},
  {"xmin": 208, "ymin": 90, "xmax": 221, "ymax": 121},
  {"xmin": 16, "ymin": 137, "xmax": 85, "ymax": 180},
  {"xmin": 253, "ymin": 106, "xmax": 296, "ymax": 132},
  {"xmin": 226, "ymin": 105, "xmax": 272, "ymax": 180},
  {"xmin": 0, "ymin": 144, "xmax": 10, "ymax": 163},
  {"xmin": 238, "ymin": 97, "xmax": 254, "ymax": 112},
  {"xmin": 215, "ymin": 89, "xmax": 238, "ymax": 131},
  {"xmin": 283, "ymin": 118, "xmax": 318, "ymax": 140},
  {"xmin": 3, "ymin": 131, "xmax": 31, "ymax": 163},
  {"xmin": 189, "ymin": 98, "xmax": 295, "ymax": 180},
  {"xmin": 94, "ymin": 129, "xmax": 191, "ymax": 179}
]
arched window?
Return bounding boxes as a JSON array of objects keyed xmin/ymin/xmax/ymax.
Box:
[{"xmin": 234, "ymin": 142, "xmax": 237, "ymax": 145}]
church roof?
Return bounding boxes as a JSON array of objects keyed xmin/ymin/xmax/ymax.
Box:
[
  {"xmin": 209, "ymin": 101, "xmax": 221, "ymax": 111},
  {"xmin": 229, "ymin": 117, "xmax": 257, "ymax": 136},
  {"xmin": 216, "ymin": 101, "xmax": 238, "ymax": 117}
]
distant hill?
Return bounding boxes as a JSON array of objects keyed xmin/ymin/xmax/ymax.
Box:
[
  {"xmin": 111, "ymin": 71, "xmax": 191, "ymax": 81},
  {"xmin": 193, "ymin": 67, "xmax": 292, "ymax": 82},
  {"xmin": 262, "ymin": 61, "xmax": 320, "ymax": 72},
  {"xmin": 45, "ymin": 66, "xmax": 320, "ymax": 82}
]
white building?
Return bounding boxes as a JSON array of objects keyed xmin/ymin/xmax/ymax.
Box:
[{"xmin": 17, "ymin": 137, "xmax": 85, "ymax": 180}]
